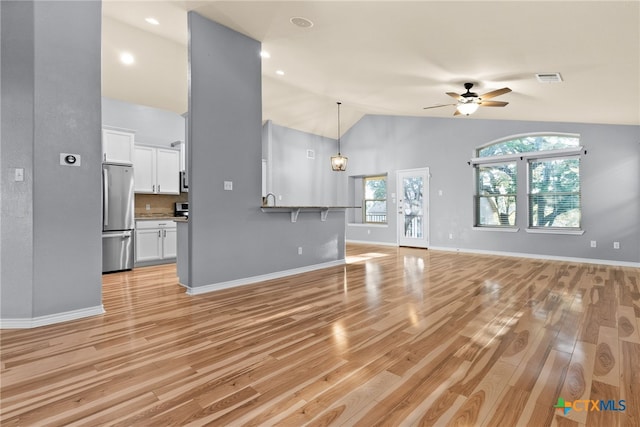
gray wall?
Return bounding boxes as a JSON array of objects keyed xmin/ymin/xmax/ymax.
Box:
[
  {"xmin": 187, "ymin": 13, "xmax": 345, "ymax": 289},
  {"xmin": 265, "ymin": 121, "xmax": 340, "ymax": 206},
  {"xmin": 102, "ymin": 97, "xmax": 185, "ymax": 148},
  {"xmin": 1, "ymin": 1, "xmax": 103, "ymax": 319},
  {"xmin": 342, "ymin": 115, "xmax": 640, "ymax": 263}
]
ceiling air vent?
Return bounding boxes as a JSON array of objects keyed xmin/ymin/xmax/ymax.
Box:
[{"xmin": 536, "ymin": 72, "xmax": 563, "ymax": 83}]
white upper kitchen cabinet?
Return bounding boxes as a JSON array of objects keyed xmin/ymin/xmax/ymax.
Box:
[
  {"xmin": 102, "ymin": 128, "xmax": 135, "ymax": 164},
  {"xmin": 134, "ymin": 146, "xmax": 155, "ymax": 193},
  {"xmin": 134, "ymin": 145, "xmax": 180, "ymax": 194},
  {"xmin": 156, "ymin": 149, "xmax": 180, "ymax": 194}
]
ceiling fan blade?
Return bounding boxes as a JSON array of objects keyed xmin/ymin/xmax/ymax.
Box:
[
  {"xmin": 478, "ymin": 100, "xmax": 509, "ymax": 107},
  {"xmin": 423, "ymin": 103, "xmax": 456, "ymax": 110},
  {"xmin": 446, "ymin": 92, "xmax": 463, "ymax": 100},
  {"xmin": 479, "ymin": 87, "xmax": 511, "ymax": 100}
]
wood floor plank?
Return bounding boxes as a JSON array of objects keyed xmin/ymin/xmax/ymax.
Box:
[{"xmin": 1, "ymin": 244, "xmax": 638, "ymax": 426}]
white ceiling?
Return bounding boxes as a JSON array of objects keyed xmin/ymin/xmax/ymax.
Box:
[{"xmin": 102, "ymin": 1, "xmax": 640, "ymax": 138}]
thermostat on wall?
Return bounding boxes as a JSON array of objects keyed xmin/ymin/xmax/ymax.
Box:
[{"xmin": 60, "ymin": 153, "xmax": 81, "ymax": 167}]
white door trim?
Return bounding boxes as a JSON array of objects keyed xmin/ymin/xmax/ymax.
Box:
[{"xmin": 397, "ymin": 167, "xmax": 430, "ymax": 248}]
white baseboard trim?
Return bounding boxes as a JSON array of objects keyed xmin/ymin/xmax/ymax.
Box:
[
  {"xmin": 428, "ymin": 246, "xmax": 640, "ymax": 268},
  {"xmin": 186, "ymin": 259, "xmax": 346, "ymax": 296},
  {"xmin": 0, "ymin": 305, "xmax": 105, "ymax": 329},
  {"xmin": 346, "ymin": 239, "xmax": 398, "ymax": 247}
]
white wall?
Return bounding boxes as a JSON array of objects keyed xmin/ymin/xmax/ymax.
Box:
[{"xmin": 102, "ymin": 97, "xmax": 185, "ymax": 148}]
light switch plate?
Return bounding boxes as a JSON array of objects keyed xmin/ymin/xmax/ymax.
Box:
[
  {"xmin": 224, "ymin": 181, "xmax": 233, "ymax": 191},
  {"xmin": 15, "ymin": 168, "xmax": 24, "ymax": 182}
]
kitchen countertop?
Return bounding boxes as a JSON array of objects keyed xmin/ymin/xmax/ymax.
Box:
[{"xmin": 135, "ymin": 216, "xmax": 186, "ymax": 221}]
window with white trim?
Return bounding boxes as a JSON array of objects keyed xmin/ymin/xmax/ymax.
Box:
[
  {"xmin": 476, "ymin": 162, "xmax": 517, "ymax": 227},
  {"xmin": 363, "ymin": 175, "xmax": 387, "ymax": 224},
  {"xmin": 528, "ymin": 157, "xmax": 581, "ymax": 229},
  {"xmin": 473, "ymin": 133, "xmax": 582, "ymax": 231}
]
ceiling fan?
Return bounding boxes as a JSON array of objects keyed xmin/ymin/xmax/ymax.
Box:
[{"xmin": 424, "ymin": 82, "xmax": 511, "ymax": 116}]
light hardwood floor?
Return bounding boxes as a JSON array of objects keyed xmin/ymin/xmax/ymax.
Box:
[{"xmin": 1, "ymin": 244, "xmax": 639, "ymax": 426}]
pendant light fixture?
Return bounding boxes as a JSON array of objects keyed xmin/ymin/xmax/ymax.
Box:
[{"xmin": 331, "ymin": 101, "xmax": 348, "ymax": 171}]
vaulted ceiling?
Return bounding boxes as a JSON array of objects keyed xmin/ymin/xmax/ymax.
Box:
[{"xmin": 102, "ymin": 1, "xmax": 640, "ymax": 138}]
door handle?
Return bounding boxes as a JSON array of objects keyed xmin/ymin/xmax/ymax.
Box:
[
  {"xmin": 102, "ymin": 231, "xmax": 130, "ymax": 239},
  {"xmin": 103, "ymin": 168, "xmax": 109, "ymax": 227}
]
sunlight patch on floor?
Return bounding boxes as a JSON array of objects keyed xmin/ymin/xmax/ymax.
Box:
[{"xmin": 345, "ymin": 252, "xmax": 390, "ymax": 264}]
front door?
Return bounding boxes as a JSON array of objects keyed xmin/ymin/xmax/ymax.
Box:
[{"xmin": 397, "ymin": 168, "xmax": 429, "ymax": 248}]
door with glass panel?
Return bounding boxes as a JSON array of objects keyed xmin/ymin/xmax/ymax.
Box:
[{"xmin": 397, "ymin": 168, "xmax": 429, "ymax": 248}]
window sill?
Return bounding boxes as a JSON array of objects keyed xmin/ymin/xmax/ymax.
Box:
[
  {"xmin": 526, "ymin": 228, "xmax": 585, "ymax": 235},
  {"xmin": 348, "ymin": 223, "xmax": 388, "ymax": 228},
  {"xmin": 473, "ymin": 226, "xmax": 520, "ymax": 233}
]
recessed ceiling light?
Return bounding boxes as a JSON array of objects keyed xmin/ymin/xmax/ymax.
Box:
[
  {"xmin": 120, "ymin": 52, "xmax": 135, "ymax": 65},
  {"xmin": 276, "ymin": 70, "xmax": 285, "ymax": 76},
  {"xmin": 290, "ymin": 16, "xmax": 314, "ymax": 28},
  {"xmin": 260, "ymin": 50, "xmax": 271, "ymax": 59},
  {"xmin": 145, "ymin": 17, "xmax": 159, "ymax": 25}
]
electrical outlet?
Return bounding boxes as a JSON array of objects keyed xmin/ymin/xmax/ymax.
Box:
[
  {"xmin": 613, "ymin": 241, "xmax": 620, "ymax": 249},
  {"xmin": 590, "ymin": 240, "xmax": 597, "ymax": 248},
  {"xmin": 449, "ymin": 233, "xmax": 454, "ymax": 239},
  {"xmin": 298, "ymin": 246, "xmax": 303, "ymax": 255},
  {"xmin": 224, "ymin": 181, "xmax": 233, "ymax": 191},
  {"xmin": 145, "ymin": 204, "xmax": 151, "ymax": 211}
]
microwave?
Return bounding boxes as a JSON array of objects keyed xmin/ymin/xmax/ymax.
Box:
[
  {"xmin": 175, "ymin": 202, "xmax": 189, "ymax": 217},
  {"xmin": 180, "ymin": 170, "xmax": 188, "ymax": 192}
]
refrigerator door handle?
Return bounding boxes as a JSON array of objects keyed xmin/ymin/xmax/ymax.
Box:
[
  {"xmin": 102, "ymin": 231, "xmax": 131, "ymax": 239},
  {"xmin": 103, "ymin": 168, "xmax": 109, "ymax": 227}
]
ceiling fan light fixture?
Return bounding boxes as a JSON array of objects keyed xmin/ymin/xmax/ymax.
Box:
[
  {"xmin": 331, "ymin": 101, "xmax": 348, "ymax": 172},
  {"xmin": 457, "ymin": 102, "xmax": 479, "ymax": 116}
]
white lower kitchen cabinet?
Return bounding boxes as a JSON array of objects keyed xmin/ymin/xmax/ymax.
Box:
[
  {"xmin": 162, "ymin": 227, "xmax": 177, "ymax": 258},
  {"xmin": 135, "ymin": 220, "xmax": 177, "ymax": 265}
]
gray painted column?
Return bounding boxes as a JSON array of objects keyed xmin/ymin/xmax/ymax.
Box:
[
  {"xmin": 1, "ymin": 1, "xmax": 103, "ymax": 324},
  {"xmin": 187, "ymin": 13, "xmax": 345, "ymax": 290}
]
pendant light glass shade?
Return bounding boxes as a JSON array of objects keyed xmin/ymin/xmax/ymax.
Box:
[
  {"xmin": 331, "ymin": 154, "xmax": 348, "ymax": 171},
  {"xmin": 331, "ymin": 101, "xmax": 348, "ymax": 171}
]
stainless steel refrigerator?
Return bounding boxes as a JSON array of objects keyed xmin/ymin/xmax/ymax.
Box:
[{"xmin": 102, "ymin": 163, "xmax": 135, "ymax": 273}]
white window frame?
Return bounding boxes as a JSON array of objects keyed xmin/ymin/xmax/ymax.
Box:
[
  {"xmin": 363, "ymin": 175, "xmax": 387, "ymax": 224},
  {"xmin": 471, "ymin": 133, "xmax": 585, "ymax": 235},
  {"xmin": 526, "ymin": 155, "xmax": 583, "ymax": 234},
  {"xmin": 474, "ymin": 161, "xmax": 518, "ymax": 229}
]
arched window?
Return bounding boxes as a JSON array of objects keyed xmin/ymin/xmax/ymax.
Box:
[{"xmin": 473, "ymin": 133, "xmax": 583, "ymax": 231}]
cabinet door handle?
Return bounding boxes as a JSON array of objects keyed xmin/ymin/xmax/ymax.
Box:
[
  {"xmin": 158, "ymin": 185, "xmax": 161, "ymax": 192},
  {"xmin": 152, "ymin": 185, "xmax": 155, "ymax": 193},
  {"xmin": 158, "ymin": 230, "xmax": 161, "ymax": 238},
  {"xmin": 163, "ymin": 229, "xmax": 167, "ymax": 237},
  {"xmin": 103, "ymin": 153, "xmax": 106, "ymax": 162}
]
